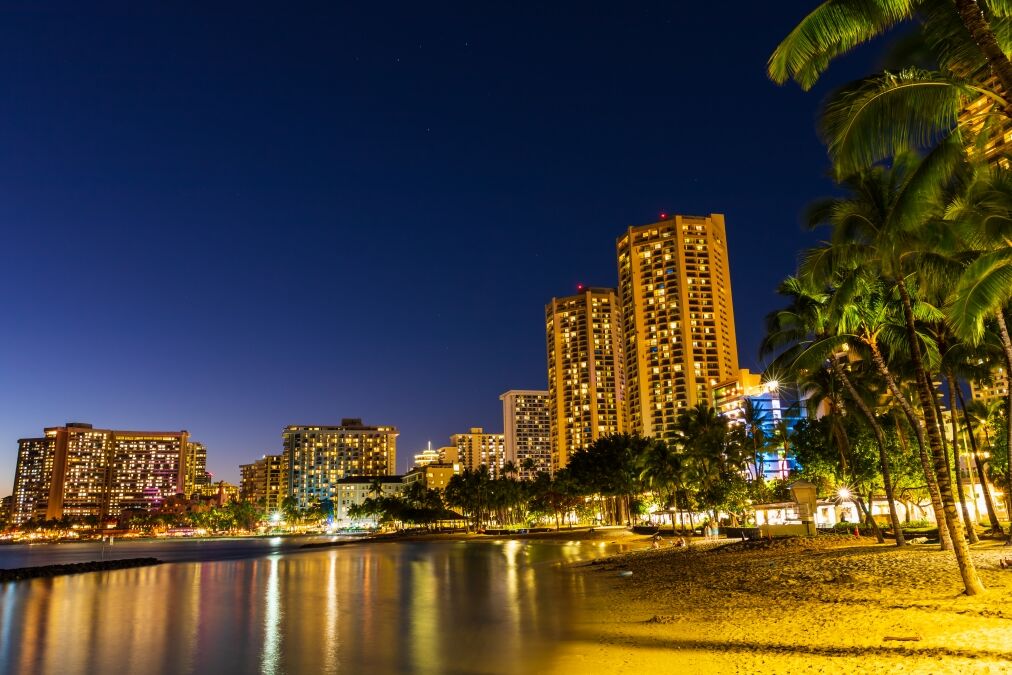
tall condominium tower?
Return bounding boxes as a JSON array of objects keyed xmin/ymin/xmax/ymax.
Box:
[
  {"xmin": 11, "ymin": 437, "xmax": 54, "ymax": 525},
  {"xmin": 448, "ymin": 428, "xmax": 506, "ymax": 477},
  {"xmin": 545, "ymin": 287, "xmax": 627, "ymax": 470},
  {"xmin": 283, "ymin": 419, "xmax": 397, "ymax": 509},
  {"xmin": 11, "ymin": 422, "xmax": 197, "ymax": 524},
  {"xmin": 617, "ymin": 214, "xmax": 739, "ymax": 442},
  {"xmin": 239, "ymin": 453, "xmax": 287, "ymax": 512},
  {"xmin": 500, "ymin": 390, "xmax": 551, "ymax": 480},
  {"xmin": 184, "ymin": 441, "xmax": 209, "ymax": 498}
]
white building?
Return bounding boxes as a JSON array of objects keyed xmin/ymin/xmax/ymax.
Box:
[
  {"xmin": 334, "ymin": 476, "xmax": 405, "ymax": 528},
  {"xmin": 500, "ymin": 390, "xmax": 551, "ymax": 480}
]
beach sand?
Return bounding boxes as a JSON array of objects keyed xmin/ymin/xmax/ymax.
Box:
[{"xmin": 551, "ymin": 535, "xmax": 1012, "ymax": 674}]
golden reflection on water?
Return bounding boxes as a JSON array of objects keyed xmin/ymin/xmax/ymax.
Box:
[
  {"xmin": 262, "ymin": 556, "xmax": 280, "ymax": 674},
  {"xmin": 324, "ymin": 551, "xmax": 339, "ymax": 673},
  {"xmin": 0, "ymin": 540, "xmax": 626, "ymax": 675}
]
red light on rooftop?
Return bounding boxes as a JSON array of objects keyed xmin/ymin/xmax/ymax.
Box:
[
  {"xmin": 660, "ymin": 212, "xmax": 668, "ymax": 219},
  {"xmin": 576, "ymin": 283, "xmax": 585, "ymax": 291}
]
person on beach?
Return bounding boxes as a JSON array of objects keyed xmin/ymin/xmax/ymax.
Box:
[{"xmin": 651, "ymin": 533, "xmax": 663, "ymax": 549}]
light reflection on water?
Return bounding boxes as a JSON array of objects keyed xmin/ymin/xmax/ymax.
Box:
[
  {"xmin": 0, "ymin": 540, "xmax": 625, "ymax": 674},
  {"xmin": 262, "ymin": 556, "xmax": 280, "ymax": 674}
]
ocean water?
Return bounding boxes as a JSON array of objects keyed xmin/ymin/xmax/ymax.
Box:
[{"xmin": 0, "ymin": 538, "xmax": 625, "ymax": 674}]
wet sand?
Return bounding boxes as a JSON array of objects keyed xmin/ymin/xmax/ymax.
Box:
[{"xmin": 554, "ymin": 535, "xmax": 1012, "ymax": 674}]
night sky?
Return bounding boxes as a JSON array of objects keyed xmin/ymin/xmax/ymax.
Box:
[{"xmin": 0, "ymin": 3, "xmax": 886, "ymax": 494}]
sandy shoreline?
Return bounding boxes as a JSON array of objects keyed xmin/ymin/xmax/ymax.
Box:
[{"xmin": 552, "ymin": 535, "xmax": 1012, "ymax": 674}]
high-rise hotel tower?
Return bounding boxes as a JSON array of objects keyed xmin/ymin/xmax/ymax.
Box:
[
  {"xmin": 283, "ymin": 419, "xmax": 397, "ymax": 509},
  {"xmin": 12, "ymin": 422, "xmax": 198, "ymax": 524},
  {"xmin": 617, "ymin": 214, "xmax": 739, "ymax": 443},
  {"xmin": 545, "ymin": 287, "xmax": 627, "ymax": 470},
  {"xmin": 500, "ymin": 390, "xmax": 551, "ymax": 480}
]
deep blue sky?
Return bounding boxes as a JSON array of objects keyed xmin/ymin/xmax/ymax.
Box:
[{"xmin": 0, "ymin": 3, "xmax": 885, "ymax": 494}]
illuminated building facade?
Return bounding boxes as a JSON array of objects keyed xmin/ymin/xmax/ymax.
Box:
[
  {"xmin": 0, "ymin": 495, "xmax": 11, "ymax": 524},
  {"xmin": 334, "ymin": 476, "xmax": 405, "ymax": 527},
  {"xmin": 184, "ymin": 441, "xmax": 209, "ymax": 498},
  {"xmin": 12, "ymin": 437, "xmax": 55, "ymax": 525},
  {"xmin": 196, "ymin": 480, "xmax": 240, "ymax": 505},
  {"xmin": 961, "ymin": 81, "xmax": 1011, "ymax": 168},
  {"xmin": 713, "ymin": 369, "xmax": 806, "ymax": 479},
  {"xmin": 500, "ymin": 389, "xmax": 551, "ymax": 479},
  {"xmin": 107, "ymin": 431, "xmax": 191, "ymax": 517},
  {"xmin": 546, "ymin": 287, "xmax": 627, "ymax": 470},
  {"xmin": 448, "ymin": 428, "xmax": 506, "ymax": 477},
  {"xmin": 617, "ymin": 214, "xmax": 739, "ymax": 443},
  {"xmin": 403, "ymin": 463, "xmax": 458, "ymax": 491},
  {"xmin": 971, "ymin": 366, "xmax": 1009, "ymax": 404},
  {"xmin": 284, "ymin": 419, "xmax": 398, "ymax": 509},
  {"xmin": 12, "ymin": 422, "xmax": 197, "ymax": 524},
  {"xmin": 239, "ymin": 453, "xmax": 287, "ymax": 512}
]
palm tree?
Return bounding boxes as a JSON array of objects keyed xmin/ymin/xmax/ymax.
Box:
[
  {"xmin": 801, "ymin": 153, "xmax": 983, "ymax": 591},
  {"xmin": 770, "ymin": 1, "xmax": 1012, "ymax": 97},
  {"xmin": 568, "ymin": 434, "xmax": 650, "ymax": 525},
  {"xmin": 765, "ymin": 275, "xmax": 913, "ymax": 545},
  {"xmin": 639, "ymin": 440, "xmax": 685, "ymax": 534},
  {"xmin": 962, "ymin": 394, "xmax": 1006, "ymax": 531},
  {"xmin": 741, "ymin": 398, "xmax": 771, "ymax": 480},
  {"xmin": 673, "ymin": 404, "xmax": 752, "ymax": 525},
  {"xmin": 770, "ymin": 2, "xmax": 1012, "ymax": 176},
  {"xmin": 944, "ymin": 167, "xmax": 1012, "ymax": 541},
  {"xmin": 280, "ymin": 495, "xmax": 301, "ymax": 527}
]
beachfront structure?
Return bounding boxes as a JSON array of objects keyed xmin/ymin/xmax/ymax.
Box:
[
  {"xmin": 239, "ymin": 453, "xmax": 287, "ymax": 512},
  {"xmin": 11, "ymin": 422, "xmax": 200, "ymax": 524},
  {"xmin": 546, "ymin": 287, "xmax": 627, "ymax": 471},
  {"xmin": 500, "ymin": 389, "xmax": 551, "ymax": 479},
  {"xmin": 617, "ymin": 214, "xmax": 739, "ymax": 444},
  {"xmin": 283, "ymin": 419, "xmax": 398, "ymax": 509},
  {"xmin": 713, "ymin": 369, "xmax": 806, "ymax": 479},
  {"xmin": 447, "ymin": 428, "xmax": 506, "ymax": 477},
  {"xmin": 334, "ymin": 475, "xmax": 405, "ymax": 527}
]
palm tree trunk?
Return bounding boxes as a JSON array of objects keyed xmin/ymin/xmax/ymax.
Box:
[
  {"xmin": 862, "ymin": 348, "xmax": 949, "ymax": 549},
  {"xmin": 954, "ymin": 382, "xmax": 1004, "ymax": 533},
  {"xmin": 896, "ymin": 278, "xmax": 984, "ymax": 594},
  {"xmin": 836, "ymin": 353, "xmax": 905, "ymax": 546},
  {"xmin": 993, "ymin": 310, "xmax": 1012, "ymax": 544},
  {"xmin": 954, "ymin": 0, "xmax": 1012, "ymax": 111},
  {"xmin": 854, "ymin": 492, "xmax": 884, "ymax": 542},
  {"xmin": 945, "ymin": 371, "xmax": 980, "ymax": 543}
]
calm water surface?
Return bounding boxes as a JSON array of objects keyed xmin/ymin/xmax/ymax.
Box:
[{"xmin": 0, "ymin": 538, "xmax": 627, "ymax": 674}]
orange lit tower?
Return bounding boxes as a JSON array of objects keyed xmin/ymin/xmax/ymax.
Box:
[
  {"xmin": 617, "ymin": 214, "xmax": 739, "ymax": 443},
  {"xmin": 545, "ymin": 287, "xmax": 627, "ymax": 470}
]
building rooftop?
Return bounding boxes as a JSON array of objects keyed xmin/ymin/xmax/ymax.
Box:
[{"xmin": 284, "ymin": 421, "xmax": 398, "ymax": 433}]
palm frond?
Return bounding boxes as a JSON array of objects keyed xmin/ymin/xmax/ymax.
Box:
[
  {"xmin": 768, "ymin": 0, "xmax": 918, "ymax": 89},
  {"xmin": 820, "ymin": 69, "xmax": 995, "ymax": 177},
  {"xmin": 948, "ymin": 247, "xmax": 1012, "ymax": 342},
  {"xmin": 919, "ymin": 0, "xmax": 1001, "ymax": 79}
]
